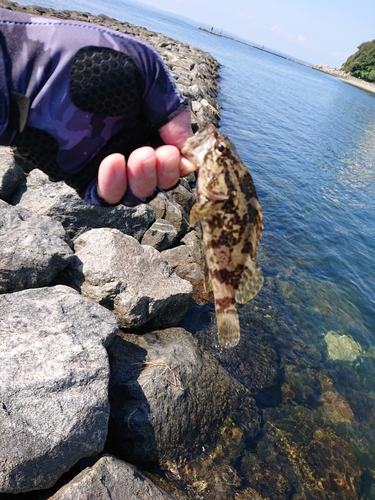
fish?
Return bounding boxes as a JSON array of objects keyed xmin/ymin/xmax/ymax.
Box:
[{"xmin": 181, "ymin": 122, "xmax": 263, "ymax": 348}]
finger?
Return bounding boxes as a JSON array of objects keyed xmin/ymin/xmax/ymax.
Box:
[
  {"xmin": 155, "ymin": 145, "xmax": 180, "ymax": 189},
  {"xmin": 179, "ymin": 156, "xmax": 196, "ymax": 176},
  {"xmin": 127, "ymin": 146, "xmax": 157, "ymax": 199},
  {"xmin": 97, "ymin": 153, "xmax": 127, "ymax": 205},
  {"xmin": 158, "ymin": 108, "xmax": 192, "ymax": 148}
]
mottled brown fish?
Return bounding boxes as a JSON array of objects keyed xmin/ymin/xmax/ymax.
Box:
[{"xmin": 181, "ymin": 123, "xmax": 263, "ymax": 348}]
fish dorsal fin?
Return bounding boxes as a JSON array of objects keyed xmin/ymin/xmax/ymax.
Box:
[{"xmin": 235, "ymin": 256, "xmax": 264, "ymax": 304}]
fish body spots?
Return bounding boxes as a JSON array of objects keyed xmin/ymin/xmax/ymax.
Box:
[{"xmin": 181, "ymin": 123, "xmax": 264, "ymax": 348}]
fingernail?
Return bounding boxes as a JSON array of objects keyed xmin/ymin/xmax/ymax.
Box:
[
  {"xmin": 142, "ymin": 158, "xmax": 156, "ymax": 179},
  {"xmin": 113, "ymin": 160, "xmax": 126, "ymax": 180},
  {"xmin": 162, "ymin": 154, "xmax": 180, "ymax": 177}
]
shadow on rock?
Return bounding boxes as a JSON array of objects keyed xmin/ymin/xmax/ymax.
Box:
[
  {"xmin": 106, "ymin": 336, "xmax": 158, "ymax": 464},
  {"xmin": 105, "ymin": 328, "xmax": 261, "ymax": 470}
]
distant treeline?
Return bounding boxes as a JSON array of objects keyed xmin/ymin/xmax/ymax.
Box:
[{"xmin": 342, "ymin": 40, "xmax": 375, "ymax": 82}]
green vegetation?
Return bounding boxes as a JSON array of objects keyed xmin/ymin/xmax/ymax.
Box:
[{"xmin": 342, "ymin": 40, "xmax": 375, "ymax": 82}]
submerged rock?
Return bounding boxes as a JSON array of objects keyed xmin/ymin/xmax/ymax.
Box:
[
  {"xmin": 244, "ymin": 403, "xmax": 362, "ymax": 499},
  {"xmin": 0, "ymin": 285, "xmax": 119, "ymax": 494},
  {"xmin": 324, "ymin": 330, "xmax": 363, "ymax": 361}
]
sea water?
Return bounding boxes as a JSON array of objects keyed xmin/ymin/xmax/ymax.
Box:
[{"xmin": 15, "ymin": 0, "xmax": 375, "ymax": 496}]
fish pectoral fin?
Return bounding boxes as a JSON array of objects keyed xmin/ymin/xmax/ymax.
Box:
[
  {"xmin": 217, "ymin": 309, "xmax": 240, "ymax": 348},
  {"xmin": 189, "ymin": 201, "xmax": 213, "ymax": 226},
  {"xmin": 235, "ymin": 256, "xmax": 264, "ymax": 304},
  {"xmin": 204, "ymin": 260, "xmax": 212, "ymax": 292}
]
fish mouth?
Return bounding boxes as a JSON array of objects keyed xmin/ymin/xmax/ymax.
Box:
[{"xmin": 180, "ymin": 122, "xmax": 217, "ymax": 162}]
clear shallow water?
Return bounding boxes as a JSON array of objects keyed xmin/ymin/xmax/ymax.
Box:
[{"xmin": 17, "ymin": 0, "xmax": 375, "ymax": 497}]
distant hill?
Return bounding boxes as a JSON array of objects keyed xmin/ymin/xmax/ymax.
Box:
[{"xmin": 342, "ymin": 40, "xmax": 375, "ymax": 82}]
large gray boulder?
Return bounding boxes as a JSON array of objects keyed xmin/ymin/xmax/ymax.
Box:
[
  {"xmin": 50, "ymin": 455, "xmax": 175, "ymax": 500},
  {"xmin": 0, "ymin": 285, "xmax": 120, "ymax": 494},
  {"xmin": 107, "ymin": 328, "xmax": 260, "ymax": 466},
  {"xmin": 0, "ymin": 200, "xmax": 74, "ymax": 293},
  {"xmin": 64, "ymin": 228, "xmax": 193, "ymax": 329},
  {"xmin": 12, "ymin": 169, "xmax": 155, "ymax": 241}
]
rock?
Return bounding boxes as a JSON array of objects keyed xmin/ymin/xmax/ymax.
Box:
[
  {"xmin": 324, "ymin": 330, "xmax": 362, "ymax": 361},
  {"xmin": 165, "ymin": 180, "xmax": 196, "ymax": 216},
  {"xmin": 50, "ymin": 455, "xmax": 174, "ymax": 500},
  {"xmin": 162, "ymin": 228, "xmax": 212, "ymax": 304},
  {"xmin": 148, "ymin": 188, "xmax": 190, "ymax": 236},
  {"xmin": 183, "ymin": 84, "xmax": 201, "ymax": 100},
  {"xmin": 0, "ymin": 285, "xmax": 120, "ymax": 494},
  {"xmin": 12, "ymin": 169, "xmax": 155, "ymax": 241},
  {"xmin": 63, "ymin": 228, "xmax": 192, "ymax": 329},
  {"xmin": 0, "ymin": 146, "xmax": 25, "ymax": 202},
  {"xmin": 141, "ymin": 218, "xmax": 179, "ymax": 250},
  {"xmin": 191, "ymin": 100, "xmax": 202, "ymax": 113},
  {"xmin": 106, "ymin": 327, "xmax": 260, "ymax": 466},
  {"xmin": 241, "ymin": 404, "xmax": 362, "ymax": 499},
  {"xmin": 0, "ymin": 200, "xmax": 74, "ymax": 293}
]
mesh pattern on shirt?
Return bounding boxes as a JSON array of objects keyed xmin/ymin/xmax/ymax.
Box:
[
  {"xmin": 69, "ymin": 46, "xmax": 144, "ymax": 116},
  {"xmin": 13, "ymin": 127, "xmax": 65, "ymax": 182}
]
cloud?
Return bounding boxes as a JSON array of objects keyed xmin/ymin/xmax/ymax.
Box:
[
  {"xmin": 296, "ymin": 34, "xmax": 312, "ymax": 46},
  {"xmin": 236, "ymin": 11, "xmax": 257, "ymax": 24},
  {"xmin": 270, "ymin": 25, "xmax": 312, "ymax": 46},
  {"xmin": 270, "ymin": 25, "xmax": 284, "ymax": 36}
]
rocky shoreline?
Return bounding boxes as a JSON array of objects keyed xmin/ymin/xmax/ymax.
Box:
[
  {"xmin": 0, "ymin": 1, "xmax": 240, "ymax": 498},
  {"xmin": 2, "ymin": 3, "xmax": 371, "ymax": 499},
  {"xmin": 313, "ymin": 64, "xmax": 375, "ymax": 95}
]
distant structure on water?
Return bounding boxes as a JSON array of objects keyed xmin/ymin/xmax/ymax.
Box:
[
  {"xmin": 198, "ymin": 27, "xmax": 311, "ymax": 69},
  {"xmin": 208, "ymin": 27, "xmax": 222, "ymax": 37}
]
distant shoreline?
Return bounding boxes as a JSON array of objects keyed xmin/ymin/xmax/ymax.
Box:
[
  {"xmin": 312, "ymin": 65, "xmax": 375, "ymax": 96},
  {"xmin": 199, "ymin": 27, "xmax": 375, "ymax": 97}
]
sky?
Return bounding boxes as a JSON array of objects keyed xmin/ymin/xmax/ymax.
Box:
[{"xmin": 136, "ymin": 0, "xmax": 375, "ymax": 67}]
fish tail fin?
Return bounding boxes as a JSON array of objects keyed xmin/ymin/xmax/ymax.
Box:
[
  {"xmin": 216, "ymin": 309, "xmax": 240, "ymax": 348},
  {"xmin": 235, "ymin": 257, "xmax": 264, "ymax": 304}
]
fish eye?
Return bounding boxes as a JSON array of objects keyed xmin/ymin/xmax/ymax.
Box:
[{"xmin": 217, "ymin": 143, "xmax": 227, "ymax": 154}]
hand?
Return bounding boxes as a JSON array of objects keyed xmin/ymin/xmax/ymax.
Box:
[{"xmin": 97, "ymin": 109, "xmax": 195, "ymax": 205}]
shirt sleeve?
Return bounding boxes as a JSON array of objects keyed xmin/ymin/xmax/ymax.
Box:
[{"xmin": 114, "ymin": 35, "xmax": 189, "ymax": 128}]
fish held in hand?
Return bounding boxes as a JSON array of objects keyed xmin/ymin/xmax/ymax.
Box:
[{"xmin": 181, "ymin": 123, "xmax": 263, "ymax": 348}]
